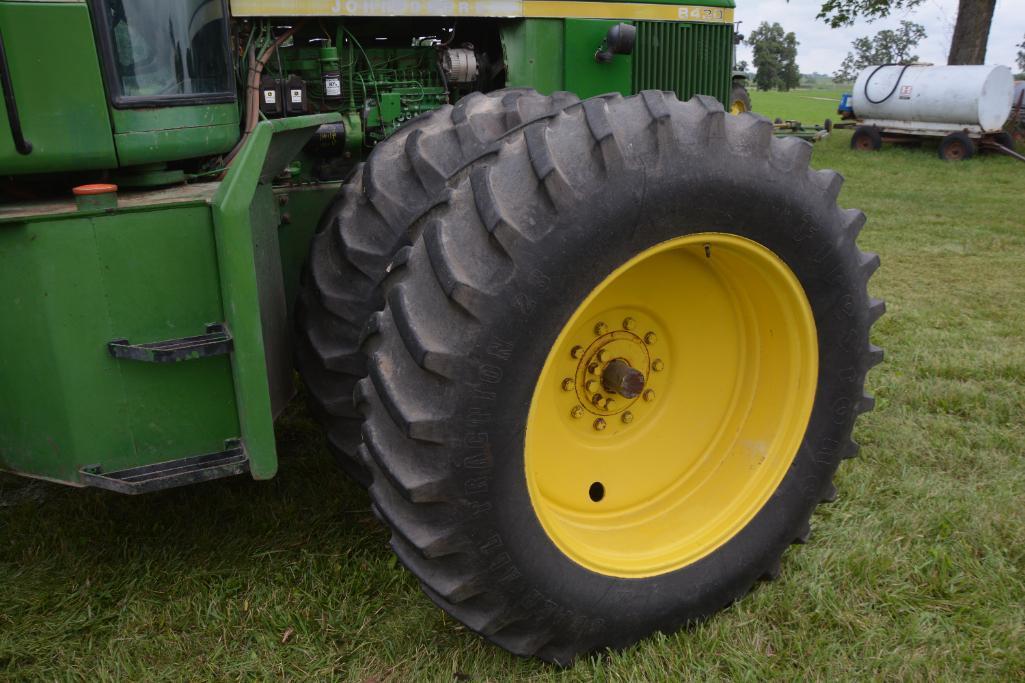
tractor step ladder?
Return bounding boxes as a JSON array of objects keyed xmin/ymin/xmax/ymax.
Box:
[
  {"xmin": 80, "ymin": 440, "xmax": 249, "ymax": 495},
  {"xmin": 107, "ymin": 323, "xmax": 233, "ymax": 363},
  {"xmin": 85, "ymin": 322, "xmax": 247, "ymax": 493}
]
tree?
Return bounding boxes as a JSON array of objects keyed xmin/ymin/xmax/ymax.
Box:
[
  {"xmin": 833, "ymin": 21, "xmax": 926, "ymax": 83},
  {"xmin": 736, "ymin": 59, "xmax": 749, "ymax": 73},
  {"xmin": 947, "ymin": 0, "xmax": 996, "ymax": 64},
  {"xmin": 782, "ymin": 33, "xmax": 801, "ymax": 90},
  {"xmin": 746, "ymin": 22, "xmax": 801, "ymax": 92},
  {"xmin": 815, "ymin": 0, "xmax": 923, "ymax": 29},
  {"xmin": 1014, "ymin": 33, "xmax": 1024, "ymax": 73},
  {"xmin": 812, "ymin": 0, "xmax": 995, "ymax": 66}
]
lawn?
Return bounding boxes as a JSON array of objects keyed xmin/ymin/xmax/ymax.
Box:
[
  {"xmin": 749, "ymin": 86, "xmax": 849, "ymax": 125},
  {"xmin": 3, "ymin": 94, "xmax": 1025, "ymax": 681}
]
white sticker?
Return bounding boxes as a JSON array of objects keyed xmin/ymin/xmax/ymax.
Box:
[
  {"xmin": 290, "ymin": 88, "xmax": 303, "ymax": 103},
  {"xmin": 324, "ymin": 77, "xmax": 342, "ymax": 96},
  {"xmin": 263, "ymin": 89, "xmax": 277, "ymax": 104},
  {"xmin": 899, "ymin": 85, "xmax": 913, "ymax": 100}
]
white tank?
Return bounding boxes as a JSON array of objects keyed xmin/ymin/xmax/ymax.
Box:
[{"xmin": 851, "ymin": 64, "xmax": 1014, "ymax": 132}]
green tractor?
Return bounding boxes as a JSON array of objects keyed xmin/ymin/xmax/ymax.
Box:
[{"xmin": 0, "ymin": 0, "xmax": 882, "ymax": 664}]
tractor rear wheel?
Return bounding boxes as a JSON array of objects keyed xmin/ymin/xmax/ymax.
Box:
[
  {"xmin": 730, "ymin": 81, "xmax": 752, "ymax": 114},
  {"xmin": 296, "ymin": 89, "xmax": 579, "ymax": 482},
  {"xmin": 356, "ymin": 91, "xmax": 883, "ymax": 663}
]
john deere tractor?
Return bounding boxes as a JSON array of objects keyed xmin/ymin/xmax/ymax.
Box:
[{"xmin": 0, "ymin": 0, "xmax": 882, "ymax": 664}]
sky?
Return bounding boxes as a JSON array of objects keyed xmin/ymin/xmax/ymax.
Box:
[{"xmin": 734, "ymin": 0, "xmax": 1024, "ymax": 76}]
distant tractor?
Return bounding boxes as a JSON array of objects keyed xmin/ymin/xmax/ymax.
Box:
[
  {"xmin": 0, "ymin": 0, "xmax": 881, "ymax": 663},
  {"xmin": 843, "ymin": 64, "xmax": 1015, "ymax": 160}
]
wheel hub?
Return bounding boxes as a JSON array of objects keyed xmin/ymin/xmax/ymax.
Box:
[{"xmin": 564, "ymin": 317, "xmax": 665, "ymax": 429}]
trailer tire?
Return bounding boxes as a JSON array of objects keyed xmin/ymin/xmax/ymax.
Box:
[
  {"xmin": 938, "ymin": 131, "xmax": 975, "ymax": 161},
  {"xmin": 358, "ymin": 92, "xmax": 883, "ymax": 663},
  {"xmin": 991, "ymin": 131, "xmax": 1015, "ymax": 150},
  {"xmin": 851, "ymin": 125, "xmax": 882, "ymax": 151},
  {"xmin": 296, "ymin": 90, "xmax": 580, "ymax": 482}
]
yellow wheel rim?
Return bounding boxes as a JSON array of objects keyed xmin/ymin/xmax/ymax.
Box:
[
  {"xmin": 524, "ymin": 233, "xmax": 818, "ymax": 578},
  {"xmin": 730, "ymin": 99, "xmax": 748, "ymax": 115}
]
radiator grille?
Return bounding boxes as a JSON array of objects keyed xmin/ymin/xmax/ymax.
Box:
[{"xmin": 633, "ymin": 21, "xmax": 734, "ymax": 107}]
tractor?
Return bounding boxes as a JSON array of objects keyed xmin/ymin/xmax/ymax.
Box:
[{"xmin": 0, "ymin": 0, "xmax": 882, "ymax": 664}]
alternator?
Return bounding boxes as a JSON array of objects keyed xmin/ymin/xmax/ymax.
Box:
[{"xmin": 441, "ymin": 48, "xmax": 479, "ymax": 84}]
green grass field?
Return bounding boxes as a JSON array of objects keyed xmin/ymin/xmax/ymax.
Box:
[
  {"xmin": 3, "ymin": 92, "xmax": 1025, "ymax": 681},
  {"xmin": 750, "ymin": 87, "xmax": 849, "ymax": 125}
]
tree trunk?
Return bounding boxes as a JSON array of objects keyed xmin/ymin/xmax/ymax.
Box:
[{"xmin": 947, "ymin": 0, "xmax": 996, "ymax": 65}]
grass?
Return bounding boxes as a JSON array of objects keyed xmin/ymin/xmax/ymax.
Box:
[
  {"xmin": 3, "ymin": 95, "xmax": 1025, "ymax": 681},
  {"xmin": 750, "ymin": 87, "xmax": 850, "ymax": 125}
]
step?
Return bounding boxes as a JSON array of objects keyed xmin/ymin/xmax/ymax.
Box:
[
  {"xmin": 107, "ymin": 322, "xmax": 233, "ymax": 363},
  {"xmin": 79, "ymin": 439, "xmax": 248, "ymax": 494}
]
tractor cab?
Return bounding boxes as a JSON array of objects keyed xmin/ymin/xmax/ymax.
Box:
[{"xmin": 0, "ymin": 0, "xmax": 237, "ymax": 183}]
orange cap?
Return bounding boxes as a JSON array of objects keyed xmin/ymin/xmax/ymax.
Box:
[{"xmin": 73, "ymin": 183, "xmax": 118, "ymax": 196}]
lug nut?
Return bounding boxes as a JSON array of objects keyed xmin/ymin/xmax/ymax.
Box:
[
  {"xmin": 571, "ymin": 345, "xmax": 585, "ymax": 359},
  {"xmin": 594, "ymin": 322, "xmax": 608, "ymax": 336},
  {"xmin": 604, "ymin": 398, "xmax": 616, "ymax": 410},
  {"xmin": 593, "ymin": 418, "xmax": 607, "ymax": 431},
  {"xmin": 585, "ymin": 380, "xmax": 600, "ymax": 393},
  {"xmin": 652, "ymin": 359, "xmax": 665, "ymax": 372},
  {"xmin": 623, "ymin": 317, "xmax": 636, "ymax": 331},
  {"xmin": 561, "ymin": 378, "xmax": 574, "ymax": 392},
  {"xmin": 596, "ymin": 349, "xmax": 608, "ymax": 363},
  {"xmin": 622, "ymin": 411, "xmax": 634, "ymax": 424},
  {"xmin": 644, "ymin": 332, "xmax": 657, "ymax": 345},
  {"xmin": 591, "ymin": 393, "xmax": 604, "ymax": 406},
  {"xmin": 570, "ymin": 405, "xmax": 584, "ymax": 419},
  {"xmin": 588, "ymin": 363, "xmax": 600, "ymax": 375},
  {"xmin": 643, "ymin": 389, "xmax": 656, "ymax": 402}
]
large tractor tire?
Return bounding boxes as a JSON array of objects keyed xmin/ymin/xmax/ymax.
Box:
[
  {"xmin": 296, "ymin": 89, "xmax": 580, "ymax": 482},
  {"xmin": 355, "ymin": 90, "xmax": 883, "ymax": 663}
]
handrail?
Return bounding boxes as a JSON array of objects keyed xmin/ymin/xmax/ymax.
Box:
[{"xmin": 0, "ymin": 26, "xmax": 31, "ymax": 155}]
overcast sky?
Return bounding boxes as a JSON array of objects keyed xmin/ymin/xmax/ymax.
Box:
[{"xmin": 734, "ymin": 0, "xmax": 1024, "ymax": 76}]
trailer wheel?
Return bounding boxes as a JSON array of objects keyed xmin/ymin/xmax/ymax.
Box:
[
  {"xmin": 851, "ymin": 125, "xmax": 882, "ymax": 151},
  {"xmin": 730, "ymin": 81, "xmax": 752, "ymax": 114},
  {"xmin": 991, "ymin": 131, "xmax": 1015, "ymax": 150},
  {"xmin": 938, "ymin": 131, "xmax": 975, "ymax": 161},
  {"xmin": 297, "ymin": 90, "xmax": 579, "ymax": 482},
  {"xmin": 358, "ymin": 92, "xmax": 883, "ymax": 663}
]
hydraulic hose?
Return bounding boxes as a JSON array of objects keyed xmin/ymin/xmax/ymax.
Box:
[
  {"xmin": 863, "ymin": 63, "xmax": 913, "ymax": 105},
  {"xmin": 223, "ymin": 22, "xmax": 306, "ymax": 168}
]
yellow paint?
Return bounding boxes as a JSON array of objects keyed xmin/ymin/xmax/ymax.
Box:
[
  {"xmin": 730, "ymin": 98, "xmax": 748, "ymax": 114},
  {"xmin": 230, "ymin": 0, "xmax": 733, "ymax": 22},
  {"xmin": 524, "ymin": 233, "xmax": 818, "ymax": 578}
]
